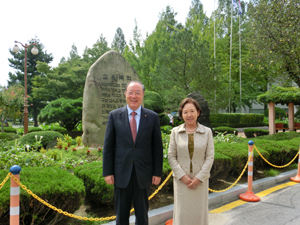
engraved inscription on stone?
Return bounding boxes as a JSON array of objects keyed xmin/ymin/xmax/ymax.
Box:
[{"xmin": 82, "ymin": 50, "xmax": 141, "ymax": 147}]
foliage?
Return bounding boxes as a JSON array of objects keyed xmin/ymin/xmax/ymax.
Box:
[
  {"xmin": 258, "ymin": 87, "xmax": 300, "ymax": 105},
  {"xmin": 243, "ymin": 128, "xmax": 270, "ymax": 138},
  {"xmin": 82, "ymin": 34, "xmax": 111, "ymax": 65},
  {"xmin": 213, "ymin": 132, "xmax": 243, "ymax": 144},
  {"xmin": 249, "ymin": 0, "xmax": 300, "ymax": 87},
  {"xmin": 0, "ymin": 167, "xmax": 85, "ymax": 224},
  {"xmin": 144, "ymin": 91, "xmax": 164, "ymax": 113},
  {"xmin": 111, "ymin": 27, "xmax": 127, "ymax": 54},
  {"xmin": 264, "ymin": 168, "xmax": 279, "ymax": 177},
  {"xmin": 73, "ymin": 161, "xmax": 114, "ymax": 205},
  {"xmin": 28, "ymin": 126, "xmax": 42, "ymax": 133},
  {"xmin": 39, "ymin": 124, "xmax": 67, "ymax": 133},
  {"xmin": 38, "ymin": 98, "xmax": 82, "ymax": 132},
  {"xmin": 18, "ymin": 131, "xmax": 64, "ymax": 149},
  {"xmin": 0, "ymin": 133, "xmax": 19, "ymax": 141},
  {"xmin": 158, "ymin": 113, "xmax": 170, "ymax": 126},
  {"xmin": 8, "ymin": 37, "xmax": 53, "ymax": 127},
  {"xmin": 160, "ymin": 125, "xmax": 173, "ymax": 134},
  {"xmin": 0, "ymin": 85, "xmax": 24, "ymax": 133},
  {"xmin": 33, "ymin": 46, "xmax": 88, "ymax": 104},
  {"xmin": 213, "ymin": 126, "xmax": 238, "ymax": 136},
  {"xmin": 263, "ymin": 106, "xmax": 287, "ymax": 119},
  {"xmin": 3, "ymin": 127, "xmax": 17, "ymax": 133},
  {"xmin": 211, "ymin": 113, "xmax": 265, "ymax": 127},
  {"xmin": 255, "ymin": 131, "xmax": 300, "ymax": 141}
]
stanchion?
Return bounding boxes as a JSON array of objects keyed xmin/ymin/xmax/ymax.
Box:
[
  {"xmin": 10, "ymin": 165, "xmax": 21, "ymax": 225},
  {"xmin": 290, "ymin": 145, "xmax": 300, "ymax": 182},
  {"xmin": 239, "ymin": 141, "xmax": 260, "ymax": 202},
  {"xmin": 165, "ymin": 219, "xmax": 173, "ymax": 225}
]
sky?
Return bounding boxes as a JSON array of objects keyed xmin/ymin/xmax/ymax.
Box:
[{"xmin": 0, "ymin": 0, "xmax": 217, "ymax": 86}]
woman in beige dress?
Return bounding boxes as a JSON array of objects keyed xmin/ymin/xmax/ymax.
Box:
[{"xmin": 168, "ymin": 98, "xmax": 214, "ymax": 225}]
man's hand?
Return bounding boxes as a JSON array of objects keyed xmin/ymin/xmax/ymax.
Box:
[
  {"xmin": 105, "ymin": 175, "xmax": 115, "ymax": 185},
  {"xmin": 152, "ymin": 176, "xmax": 161, "ymax": 185}
]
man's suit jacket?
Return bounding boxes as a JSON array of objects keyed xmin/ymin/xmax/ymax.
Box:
[{"xmin": 102, "ymin": 106, "xmax": 163, "ymax": 189}]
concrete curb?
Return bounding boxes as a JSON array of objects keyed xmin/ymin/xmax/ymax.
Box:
[{"xmin": 104, "ymin": 169, "xmax": 298, "ymax": 225}]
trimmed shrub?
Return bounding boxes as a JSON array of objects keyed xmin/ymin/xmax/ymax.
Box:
[
  {"xmin": 50, "ymin": 125, "xmax": 67, "ymax": 133},
  {"xmin": 144, "ymin": 91, "xmax": 164, "ymax": 113},
  {"xmin": 18, "ymin": 131, "xmax": 64, "ymax": 149},
  {"xmin": 255, "ymin": 131, "xmax": 300, "ymax": 141},
  {"xmin": 28, "ymin": 127, "xmax": 42, "ymax": 133},
  {"xmin": 213, "ymin": 126, "xmax": 238, "ymax": 136},
  {"xmin": 210, "ymin": 152, "xmax": 232, "ymax": 185},
  {"xmin": 159, "ymin": 113, "xmax": 170, "ymax": 126},
  {"xmin": 3, "ymin": 127, "xmax": 17, "ymax": 133},
  {"xmin": 0, "ymin": 167, "xmax": 85, "ymax": 224},
  {"xmin": 244, "ymin": 128, "xmax": 270, "ymax": 138},
  {"xmin": 74, "ymin": 161, "xmax": 114, "ymax": 206},
  {"xmin": 211, "ymin": 113, "xmax": 264, "ymax": 127},
  {"xmin": 0, "ymin": 132, "xmax": 20, "ymax": 141}
]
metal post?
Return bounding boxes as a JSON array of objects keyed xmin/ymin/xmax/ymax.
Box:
[{"xmin": 24, "ymin": 45, "xmax": 28, "ymax": 135}]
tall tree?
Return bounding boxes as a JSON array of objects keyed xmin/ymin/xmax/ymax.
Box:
[
  {"xmin": 33, "ymin": 44, "xmax": 88, "ymax": 102},
  {"xmin": 8, "ymin": 37, "xmax": 53, "ymax": 126},
  {"xmin": 154, "ymin": 28, "xmax": 216, "ymax": 110},
  {"xmin": 248, "ymin": 0, "xmax": 300, "ymax": 87},
  {"xmin": 111, "ymin": 27, "xmax": 127, "ymax": 54},
  {"xmin": 0, "ymin": 85, "xmax": 24, "ymax": 133},
  {"xmin": 82, "ymin": 34, "xmax": 110, "ymax": 65}
]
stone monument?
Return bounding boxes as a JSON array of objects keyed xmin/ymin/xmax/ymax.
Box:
[
  {"xmin": 82, "ymin": 50, "xmax": 141, "ymax": 147},
  {"xmin": 187, "ymin": 92, "xmax": 212, "ymax": 128}
]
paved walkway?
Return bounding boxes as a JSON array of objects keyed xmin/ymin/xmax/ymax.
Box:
[
  {"xmin": 104, "ymin": 170, "xmax": 299, "ymax": 225},
  {"xmin": 209, "ymin": 181, "xmax": 300, "ymax": 225}
]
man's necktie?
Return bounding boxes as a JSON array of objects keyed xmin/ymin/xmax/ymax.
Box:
[{"xmin": 130, "ymin": 111, "xmax": 137, "ymax": 142}]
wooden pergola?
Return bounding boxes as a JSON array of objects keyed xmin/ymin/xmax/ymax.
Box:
[{"xmin": 257, "ymin": 87, "xmax": 300, "ymax": 134}]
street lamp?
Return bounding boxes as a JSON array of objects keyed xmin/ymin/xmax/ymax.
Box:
[{"xmin": 13, "ymin": 41, "xmax": 39, "ymax": 134}]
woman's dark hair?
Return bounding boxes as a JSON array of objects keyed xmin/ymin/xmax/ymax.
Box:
[{"xmin": 178, "ymin": 98, "xmax": 202, "ymax": 119}]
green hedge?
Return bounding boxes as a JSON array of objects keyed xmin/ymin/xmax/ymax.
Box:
[
  {"xmin": 213, "ymin": 126, "xmax": 238, "ymax": 136},
  {"xmin": 211, "ymin": 113, "xmax": 265, "ymax": 128},
  {"xmin": 212, "ymin": 134, "xmax": 300, "ymax": 177},
  {"xmin": 0, "ymin": 132, "xmax": 20, "ymax": 141},
  {"xmin": 0, "ymin": 167, "xmax": 85, "ymax": 224},
  {"xmin": 28, "ymin": 127, "xmax": 43, "ymax": 133},
  {"xmin": 2, "ymin": 127, "xmax": 17, "ymax": 133},
  {"xmin": 74, "ymin": 161, "xmax": 114, "ymax": 206},
  {"xmin": 18, "ymin": 131, "xmax": 64, "ymax": 149},
  {"xmin": 244, "ymin": 128, "xmax": 270, "ymax": 138}
]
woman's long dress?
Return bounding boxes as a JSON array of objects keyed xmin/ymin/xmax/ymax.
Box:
[{"xmin": 172, "ymin": 133, "xmax": 209, "ymax": 225}]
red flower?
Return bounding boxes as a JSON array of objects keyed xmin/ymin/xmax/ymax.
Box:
[
  {"xmin": 65, "ymin": 147, "xmax": 68, "ymax": 150},
  {"xmin": 87, "ymin": 150, "xmax": 90, "ymax": 154},
  {"xmin": 72, "ymin": 148, "xmax": 77, "ymax": 151},
  {"xmin": 98, "ymin": 148, "xmax": 102, "ymax": 151}
]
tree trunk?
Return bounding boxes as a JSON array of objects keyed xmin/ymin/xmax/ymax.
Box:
[
  {"xmin": 1, "ymin": 119, "xmax": 4, "ymax": 133},
  {"xmin": 33, "ymin": 105, "xmax": 39, "ymax": 127}
]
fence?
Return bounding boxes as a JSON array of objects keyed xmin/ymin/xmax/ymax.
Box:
[{"xmin": 1, "ymin": 140, "xmax": 300, "ymax": 224}]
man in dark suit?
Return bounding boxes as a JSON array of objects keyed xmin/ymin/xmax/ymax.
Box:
[{"xmin": 103, "ymin": 81, "xmax": 163, "ymax": 225}]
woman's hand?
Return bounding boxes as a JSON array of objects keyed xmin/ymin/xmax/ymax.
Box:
[
  {"xmin": 187, "ymin": 177, "xmax": 201, "ymax": 189},
  {"xmin": 180, "ymin": 175, "xmax": 192, "ymax": 185}
]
